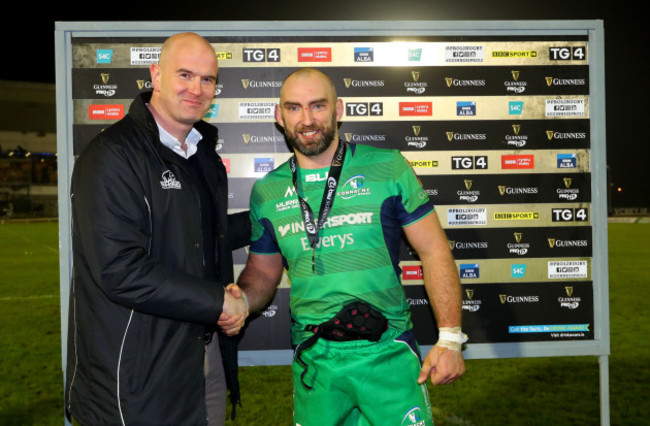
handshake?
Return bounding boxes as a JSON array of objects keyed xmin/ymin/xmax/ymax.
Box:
[{"xmin": 218, "ymin": 284, "xmax": 249, "ymax": 336}]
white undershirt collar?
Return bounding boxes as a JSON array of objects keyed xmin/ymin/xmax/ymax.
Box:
[{"xmin": 155, "ymin": 122, "xmax": 202, "ymax": 159}]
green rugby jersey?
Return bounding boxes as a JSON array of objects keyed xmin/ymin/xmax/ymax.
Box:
[{"xmin": 249, "ymin": 142, "xmax": 434, "ymax": 344}]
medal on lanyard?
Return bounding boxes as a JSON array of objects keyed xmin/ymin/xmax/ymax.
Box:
[{"xmin": 290, "ymin": 141, "xmax": 347, "ymax": 273}]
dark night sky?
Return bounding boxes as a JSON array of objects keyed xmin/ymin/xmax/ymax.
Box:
[{"xmin": 3, "ymin": 0, "xmax": 645, "ymax": 208}]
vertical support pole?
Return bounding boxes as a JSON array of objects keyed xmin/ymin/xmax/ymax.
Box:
[{"xmin": 599, "ymin": 355, "xmax": 610, "ymax": 425}]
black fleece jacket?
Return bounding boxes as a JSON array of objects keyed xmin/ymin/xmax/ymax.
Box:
[{"xmin": 65, "ymin": 91, "xmax": 249, "ymax": 425}]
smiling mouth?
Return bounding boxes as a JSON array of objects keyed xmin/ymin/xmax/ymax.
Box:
[
  {"xmin": 299, "ymin": 129, "xmax": 320, "ymax": 139},
  {"xmin": 183, "ymin": 99, "xmax": 203, "ymax": 107}
]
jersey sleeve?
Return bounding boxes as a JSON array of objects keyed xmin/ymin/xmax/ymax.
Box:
[
  {"xmin": 249, "ymin": 180, "xmax": 281, "ymax": 255},
  {"xmin": 392, "ymin": 150, "xmax": 434, "ymax": 226}
]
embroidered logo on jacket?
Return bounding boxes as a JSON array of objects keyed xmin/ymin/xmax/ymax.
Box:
[{"xmin": 160, "ymin": 170, "xmax": 182, "ymax": 189}]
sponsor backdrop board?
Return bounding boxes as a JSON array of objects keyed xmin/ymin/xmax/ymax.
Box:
[{"xmin": 56, "ymin": 22, "xmax": 608, "ymax": 372}]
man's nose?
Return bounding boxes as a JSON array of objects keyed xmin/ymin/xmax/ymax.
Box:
[
  {"xmin": 188, "ymin": 77, "xmax": 201, "ymax": 95},
  {"xmin": 301, "ymin": 107, "xmax": 314, "ymax": 125}
]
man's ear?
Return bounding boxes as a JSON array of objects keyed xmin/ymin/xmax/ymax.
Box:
[
  {"xmin": 150, "ymin": 64, "xmax": 161, "ymax": 92},
  {"xmin": 275, "ymin": 104, "xmax": 285, "ymax": 128},
  {"xmin": 335, "ymin": 98, "xmax": 344, "ymax": 121}
]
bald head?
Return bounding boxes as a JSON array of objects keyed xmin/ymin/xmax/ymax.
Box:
[
  {"xmin": 148, "ymin": 32, "xmax": 218, "ymax": 140},
  {"xmin": 275, "ymin": 68, "xmax": 344, "ymax": 165},
  {"xmin": 280, "ymin": 68, "xmax": 338, "ymax": 105},
  {"xmin": 158, "ymin": 32, "xmax": 217, "ymax": 70}
]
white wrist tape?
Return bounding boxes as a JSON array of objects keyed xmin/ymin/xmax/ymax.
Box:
[{"xmin": 435, "ymin": 327, "xmax": 468, "ymax": 352}]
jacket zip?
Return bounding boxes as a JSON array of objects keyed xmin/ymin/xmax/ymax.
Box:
[
  {"xmin": 66, "ymin": 193, "xmax": 78, "ymax": 415},
  {"xmin": 116, "ymin": 311, "xmax": 134, "ymax": 426},
  {"xmin": 66, "ymin": 280, "xmax": 78, "ymax": 415},
  {"xmin": 191, "ymin": 181, "xmax": 209, "ymax": 425},
  {"xmin": 115, "ymin": 196, "xmax": 152, "ymax": 425}
]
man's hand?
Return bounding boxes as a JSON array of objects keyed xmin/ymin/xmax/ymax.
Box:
[
  {"xmin": 218, "ymin": 284, "xmax": 249, "ymax": 336},
  {"xmin": 418, "ymin": 345, "xmax": 465, "ymax": 385}
]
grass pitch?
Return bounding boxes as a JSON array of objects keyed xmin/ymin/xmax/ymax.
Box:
[{"xmin": 0, "ymin": 221, "xmax": 647, "ymax": 425}]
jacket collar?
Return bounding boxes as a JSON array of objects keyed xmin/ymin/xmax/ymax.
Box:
[
  {"xmin": 128, "ymin": 91, "xmax": 219, "ymax": 161},
  {"xmin": 129, "ymin": 91, "xmax": 158, "ymax": 135}
]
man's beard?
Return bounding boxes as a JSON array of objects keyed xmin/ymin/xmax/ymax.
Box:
[{"xmin": 284, "ymin": 115, "xmax": 338, "ymax": 157}]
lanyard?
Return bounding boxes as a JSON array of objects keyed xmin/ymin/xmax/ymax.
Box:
[{"xmin": 290, "ymin": 140, "xmax": 347, "ymax": 272}]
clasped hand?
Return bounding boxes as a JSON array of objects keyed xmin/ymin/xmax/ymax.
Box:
[{"xmin": 218, "ymin": 284, "xmax": 249, "ymax": 336}]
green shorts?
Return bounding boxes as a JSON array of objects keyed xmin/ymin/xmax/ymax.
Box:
[{"xmin": 292, "ymin": 328, "xmax": 433, "ymax": 426}]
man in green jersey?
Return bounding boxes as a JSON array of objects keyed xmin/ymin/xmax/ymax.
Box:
[{"xmin": 236, "ymin": 68, "xmax": 466, "ymax": 426}]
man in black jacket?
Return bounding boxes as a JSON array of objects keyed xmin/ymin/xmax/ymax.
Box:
[{"xmin": 65, "ymin": 32, "xmax": 250, "ymax": 425}]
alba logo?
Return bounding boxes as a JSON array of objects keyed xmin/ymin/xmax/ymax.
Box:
[
  {"xmin": 460, "ymin": 264, "xmax": 480, "ymax": 279},
  {"xmin": 354, "ymin": 47, "xmax": 374, "ymax": 62}
]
